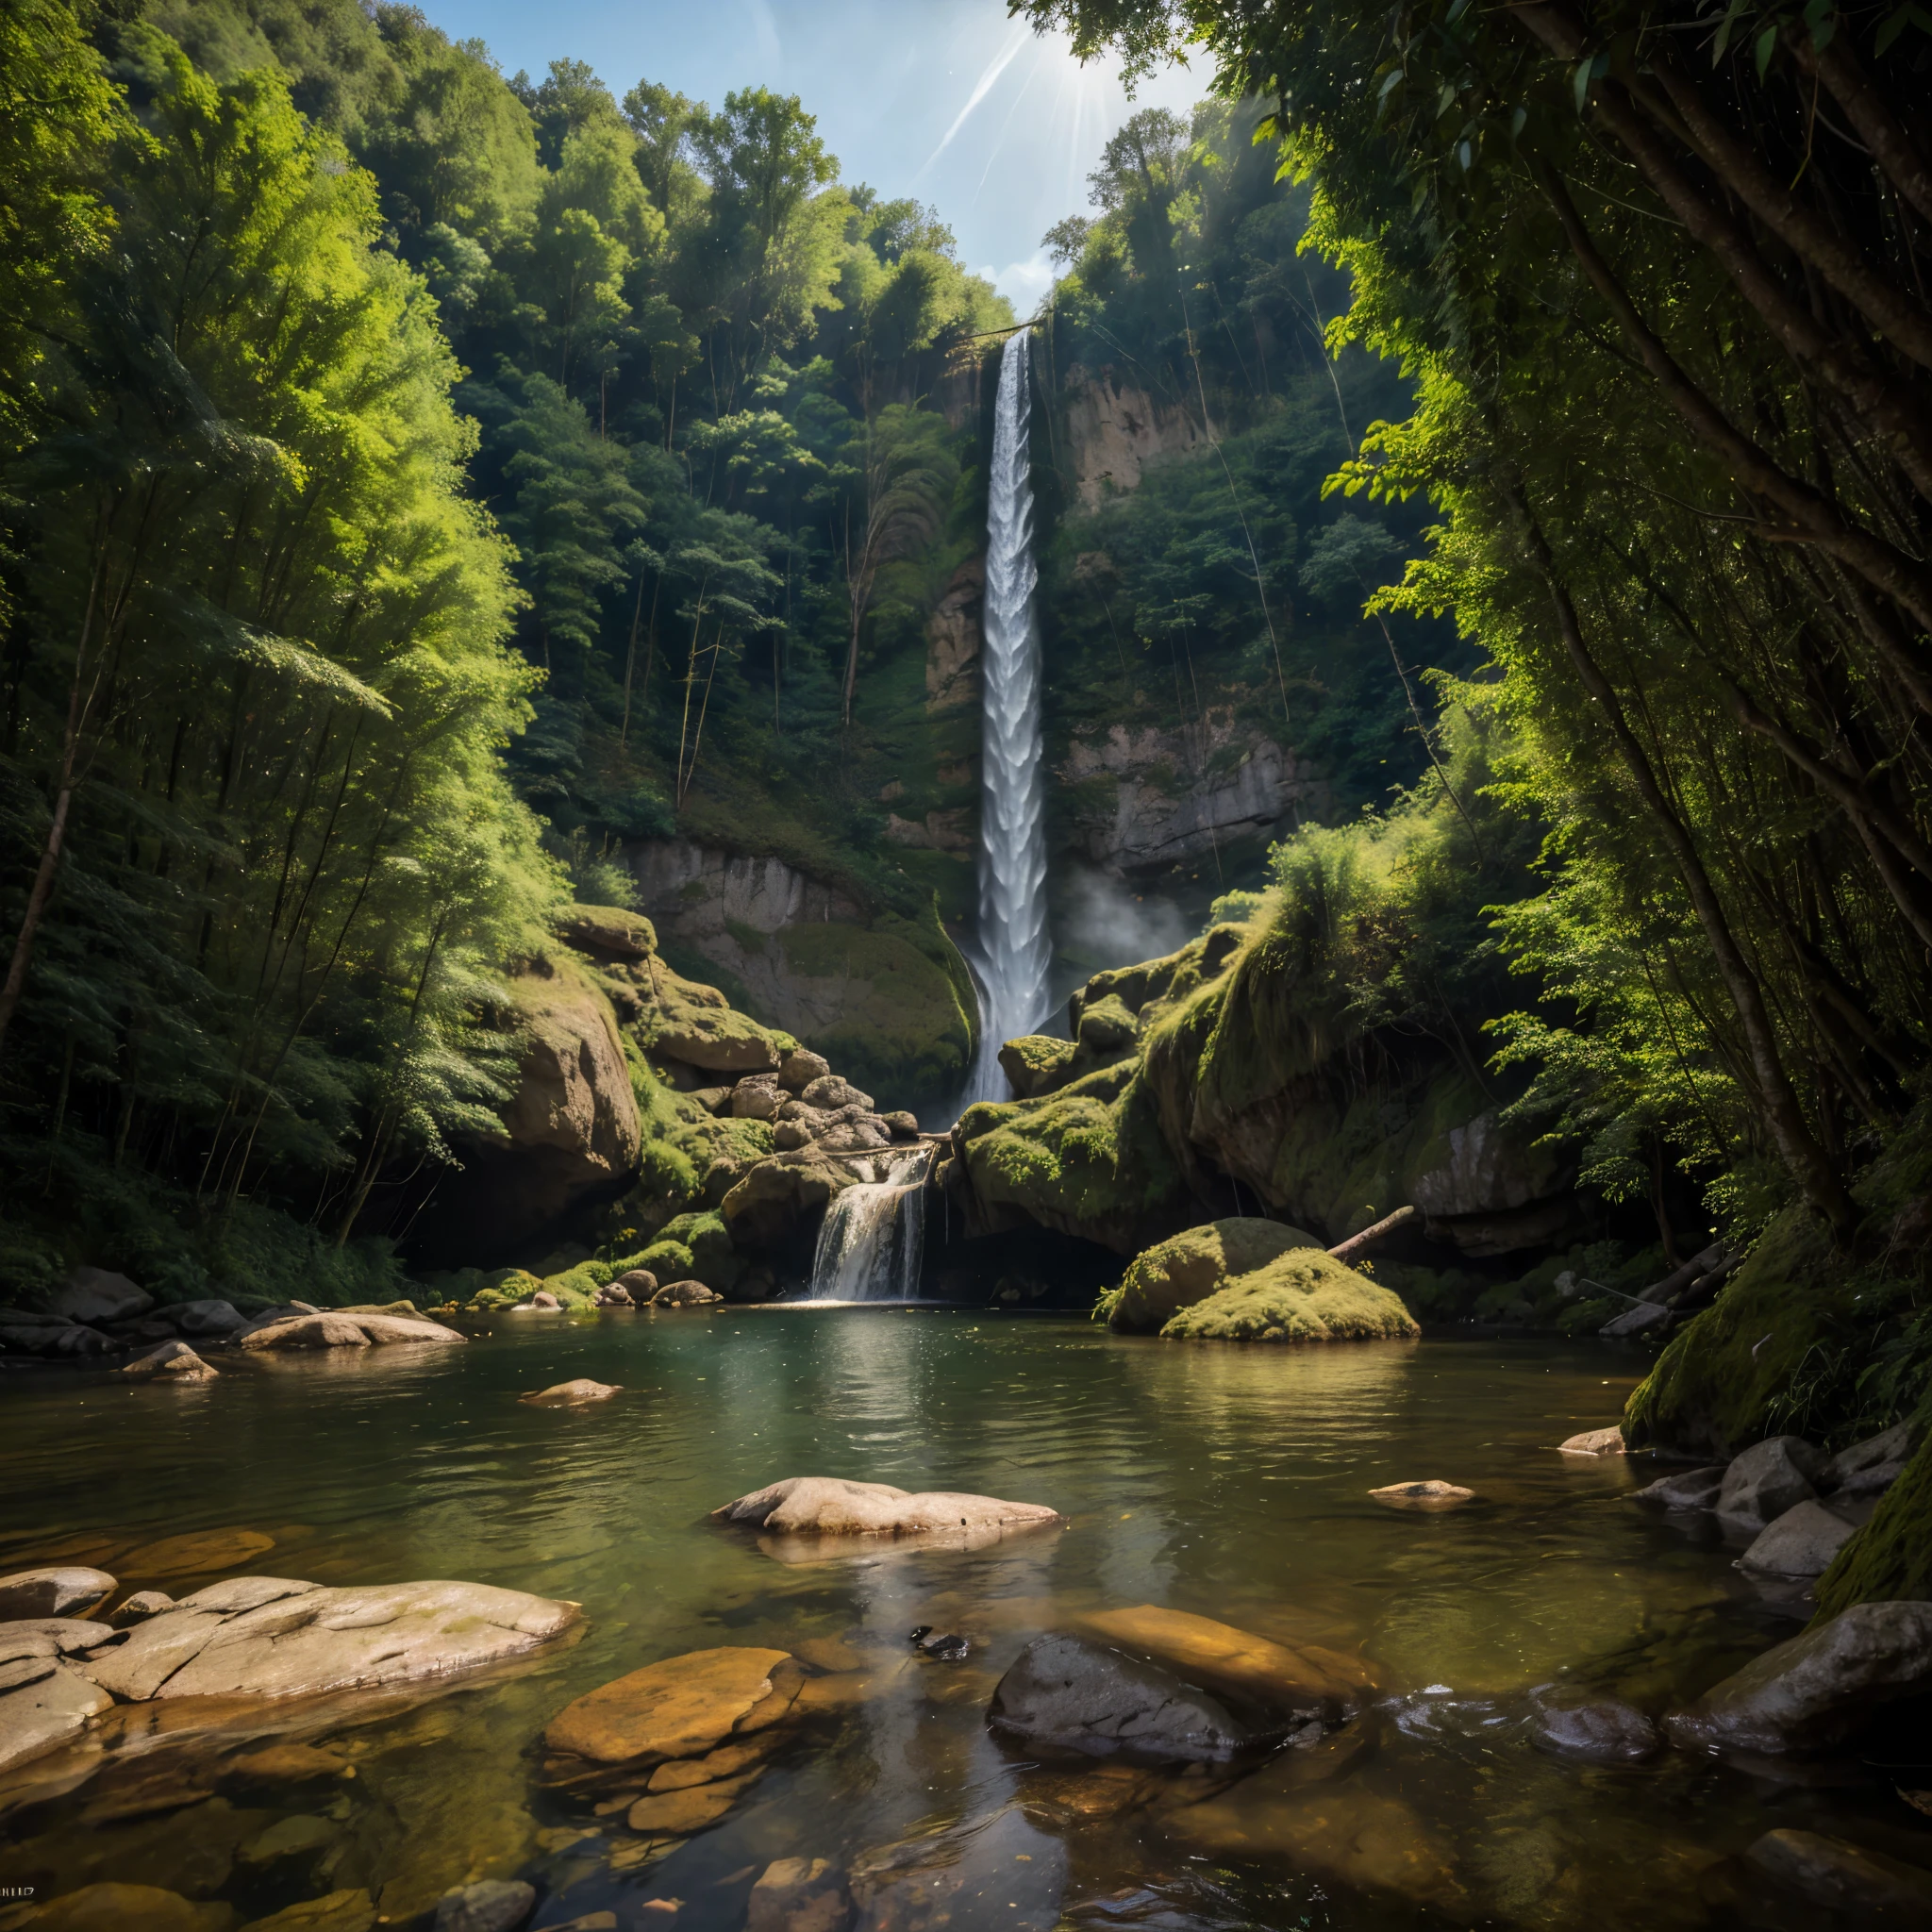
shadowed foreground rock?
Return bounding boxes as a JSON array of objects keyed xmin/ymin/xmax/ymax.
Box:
[
  {"xmin": 1745, "ymin": 1827, "xmax": 1932, "ymax": 1917},
  {"xmin": 713, "ymin": 1476, "xmax": 1063, "ymax": 1542},
  {"xmin": 1664, "ymin": 1600, "xmax": 1932, "ymax": 1753},
  {"xmin": 0, "ymin": 1569, "xmax": 114, "ymax": 1621}
]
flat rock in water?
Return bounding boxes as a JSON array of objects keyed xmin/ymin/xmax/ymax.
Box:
[
  {"xmin": 1717, "ymin": 1435, "xmax": 1823, "ymax": 1532},
  {"xmin": 1556, "ymin": 1426, "xmax": 1625, "ymax": 1456},
  {"xmin": 0, "ymin": 1567, "xmax": 115, "ymax": 1620},
  {"xmin": 625, "ymin": 1767, "xmax": 761, "ymax": 1834},
  {"xmin": 24, "ymin": 1883, "xmax": 229, "ymax": 1931},
  {"xmin": 86, "ymin": 1577, "xmax": 578, "ymax": 1702},
  {"xmin": 714, "ymin": 1475, "xmax": 1062, "ymax": 1540},
  {"xmin": 124, "ymin": 1528, "xmax": 275, "ymax": 1577},
  {"xmin": 521, "ymin": 1379, "xmax": 620, "ymax": 1405},
  {"xmin": 238, "ymin": 1890, "xmax": 378, "ymax": 1932},
  {"xmin": 1631, "ymin": 1466, "xmax": 1724, "ymax": 1510},
  {"xmin": 0, "ymin": 1656, "xmax": 114, "ymax": 1772},
  {"xmin": 542, "ymin": 1646, "xmax": 793, "ymax": 1768},
  {"xmin": 988, "ymin": 1631, "xmax": 1270, "ymax": 1764},
  {"xmin": 1739, "ymin": 1499, "xmax": 1861, "ymax": 1577},
  {"xmin": 1368, "ymin": 1480, "xmax": 1473, "ymax": 1510},
  {"xmin": 1073, "ymin": 1605, "xmax": 1370, "ymax": 1722},
  {"xmin": 1527, "ymin": 1689, "xmax": 1660, "ymax": 1762},
  {"xmin": 0, "ymin": 1617, "xmax": 114, "ymax": 1662},
  {"xmin": 1665, "ymin": 1600, "xmax": 1932, "ymax": 1754},
  {"xmin": 433, "ymin": 1878, "xmax": 537, "ymax": 1932},
  {"xmin": 1746, "ymin": 1827, "xmax": 1932, "ymax": 1917},
  {"xmin": 239, "ymin": 1310, "xmax": 462, "ymax": 1351},
  {"xmin": 121, "ymin": 1340, "xmax": 218, "ymax": 1381}
]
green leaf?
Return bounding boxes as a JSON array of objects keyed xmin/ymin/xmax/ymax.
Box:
[
  {"xmin": 1378, "ymin": 67, "xmax": 1405, "ymax": 102},
  {"xmin": 1754, "ymin": 23, "xmax": 1777, "ymax": 75}
]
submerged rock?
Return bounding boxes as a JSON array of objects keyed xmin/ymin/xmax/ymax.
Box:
[
  {"xmin": 86, "ymin": 1576, "xmax": 578, "ymax": 1703},
  {"xmin": 713, "ymin": 1475, "xmax": 1063, "ymax": 1541},
  {"xmin": 1075, "ymin": 1605, "xmax": 1371, "ymax": 1721},
  {"xmin": 1716, "ymin": 1436, "xmax": 1824, "ymax": 1532},
  {"xmin": 746, "ymin": 1857, "xmax": 853, "ymax": 1932},
  {"xmin": 433, "ymin": 1878, "xmax": 537, "ymax": 1932},
  {"xmin": 239, "ymin": 1890, "xmax": 378, "ymax": 1932},
  {"xmin": 0, "ymin": 1567, "xmax": 115, "ymax": 1620},
  {"xmin": 522, "ymin": 1379, "xmax": 620, "ymax": 1405},
  {"xmin": 124, "ymin": 1527, "xmax": 275, "ymax": 1576},
  {"xmin": 988, "ymin": 1631, "xmax": 1261, "ymax": 1763},
  {"xmin": 541, "ymin": 1646, "xmax": 795, "ymax": 1772},
  {"xmin": 1631, "ymin": 1466, "xmax": 1724, "ymax": 1510},
  {"xmin": 1745, "ymin": 1827, "xmax": 1932, "ymax": 1917},
  {"xmin": 1555, "ymin": 1426, "xmax": 1624, "ymax": 1456},
  {"xmin": 1664, "ymin": 1599, "xmax": 1932, "ymax": 1754},
  {"xmin": 21, "ymin": 1884, "xmax": 229, "ymax": 1931},
  {"xmin": 1368, "ymin": 1480, "xmax": 1474, "ymax": 1510},
  {"xmin": 1527, "ymin": 1688, "xmax": 1660, "ymax": 1762}
]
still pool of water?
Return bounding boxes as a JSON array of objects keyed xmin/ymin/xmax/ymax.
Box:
[{"xmin": 1, "ymin": 1313, "xmax": 1925, "ymax": 1930}]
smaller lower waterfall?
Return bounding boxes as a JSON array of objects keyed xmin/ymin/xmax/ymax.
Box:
[{"xmin": 807, "ymin": 1147, "xmax": 934, "ymax": 1301}]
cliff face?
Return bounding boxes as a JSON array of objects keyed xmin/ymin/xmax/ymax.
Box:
[
  {"xmin": 1060, "ymin": 364, "xmax": 1204, "ymax": 510},
  {"xmin": 1058, "ymin": 708, "xmax": 1323, "ymax": 874},
  {"xmin": 618, "ymin": 840, "xmax": 974, "ymax": 1103}
]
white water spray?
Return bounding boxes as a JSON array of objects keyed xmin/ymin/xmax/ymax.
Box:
[
  {"xmin": 964, "ymin": 327, "xmax": 1050, "ymax": 1104},
  {"xmin": 807, "ymin": 1148, "xmax": 933, "ymax": 1301}
]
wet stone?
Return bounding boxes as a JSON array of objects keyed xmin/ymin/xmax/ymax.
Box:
[
  {"xmin": 1368, "ymin": 1480, "xmax": 1474, "ymax": 1510},
  {"xmin": 432, "ymin": 1878, "xmax": 537, "ymax": 1932},
  {"xmin": 1527, "ymin": 1689, "xmax": 1661, "ymax": 1763},
  {"xmin": 1746, "ymin": 1827, "xmax": 1932, "ymax": 1917},
  {"xmin": 1631, "ymin": 1466, "xmax": 1724, "ymax": 1510}
]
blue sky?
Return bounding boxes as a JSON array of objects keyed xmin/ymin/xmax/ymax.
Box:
[{"xmin": 419, "ymin": 0, "xmax": 1203, "ymax": 311}]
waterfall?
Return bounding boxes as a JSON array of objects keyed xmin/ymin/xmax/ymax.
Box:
[
  {"xmin": 963, "ymin": 327, "xmax": 1051, "ymax": 1105},
  {"xmin": 808, "ymin": 1148, "xmax": 933, "ymax": 1301}
]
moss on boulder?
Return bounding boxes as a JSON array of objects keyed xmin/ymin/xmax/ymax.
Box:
[
  {"xmin": 1108, "ymin": 1218, "xmax": 1323, "ymax": 1332},
  {"xmin": 557, "ymin": 903, "xmax": 658, "ymax": 960},
  {"xmin": 1810, "ymin": 1414, "xmax": 1932, "ymax": 1618},
  {"xmin": 635, "ymin": 1238, "xmax": 696, "ymax": 1284},
  {"xmin": 953, "ymin": 1060, "xmax": 1191, "ymax": 1256},
  {"xmin": 998, "ymin": 1034, "xmax": 1077, "ymax": 1099},
  {"xmin": 643, "ymin": 962, "xmax": 786, "ymax": 1074},
  {"xmin": 1159, "ymin": 1248, "xmax": 1422, "ymax": 1343}
]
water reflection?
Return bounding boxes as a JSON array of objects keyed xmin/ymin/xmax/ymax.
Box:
[{"xmin": 0, "ymin": 1318, "xmax": 1921, "ymax": 1930}]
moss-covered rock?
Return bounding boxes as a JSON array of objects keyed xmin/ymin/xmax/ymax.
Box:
[
  {"xmin": 1108, "ymin": 1218, "xmax": 1323, "ymax": 1333},
  {"xmin": 642, "ymin": 961, "xmax": 786, "ymax": 1074},
  {"xmin": 635, "ymin": 1239, "xmax": 696, "ymax": 1284},
  {"xmin": 1160, "ymin": 1248, "xmax": 1422, "ymax": 1343},
  {"xmin": 998, "ymin": 1034, "xmax": 1077, "ymax": 1099},
  {"xmin": 1075, "ymin": 993, "xmax": 1140, "ymax": 1053},
  {"xmin": 953, "ymin": 1060, "xmax": 1191, "ymax": 1256},
  {"xmin": 1810, "ymin": 1414, "xmax": 1932, "ymax": 1618},
  {"xmin": 557, "ymin": 903, "xmax": 658, "ymax": 960}
]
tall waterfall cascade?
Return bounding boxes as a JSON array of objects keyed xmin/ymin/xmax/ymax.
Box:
[
  {"xmin": 963, "ymin": 327, "xmax": 1051, "ymax": 1105},
  {"xmin": 807, "ymin": 1147, "xmax": 934, "ymax": 1302}
]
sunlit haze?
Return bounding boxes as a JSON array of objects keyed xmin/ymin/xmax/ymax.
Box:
[{"xmin": 419, "ymin": 0, "xmax": 1202, "ymax": 309}]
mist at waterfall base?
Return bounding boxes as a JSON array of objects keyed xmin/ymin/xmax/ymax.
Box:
[{"xmin": 961, "ymin": 327, "xmax": 1051, "ymax": 1108}]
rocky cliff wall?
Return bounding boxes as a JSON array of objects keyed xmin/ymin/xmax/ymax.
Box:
[
  {"xmin": 1058, "ymin": 708, "xmax": 1324, "ymax": 875},
  {"xmin": 1060, "ymin": 364, "xmax": 1204, "ymax": 510}
]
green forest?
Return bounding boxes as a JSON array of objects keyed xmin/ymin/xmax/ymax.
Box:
[{"xmin": 1, "ymin": 0, "xmax": 1929, "ymax": 1548}]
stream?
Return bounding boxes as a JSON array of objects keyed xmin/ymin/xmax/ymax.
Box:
[{"xmin": 0, "ymin": 1316, "xmax": 1922, "ymax": 1929}]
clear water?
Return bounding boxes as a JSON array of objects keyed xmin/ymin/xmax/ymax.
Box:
[
  {"xmin": 1, "ymin": 1319, "xmax": 1924, "ymax": 1929},
  {"xmin": 965, "ymin": 327, "xmax": 1050, "ymax": 1106}
]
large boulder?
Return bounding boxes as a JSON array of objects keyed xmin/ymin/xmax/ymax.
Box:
[
  {"xmin": 1108, "ymin": 1219, "xmax": 1322, "ymax": 1332},
  {"xmin": 713, "ymin": 1476, "xmax": 1063, "ymax": 1543},
  {"xmin": 86, "ymin": 1577, "xmax": 578, "ymax": 1703},
  {"xmin": 801, "ymin": 1074, "xmax": 874, "ymax": 1113},
  {"xmin": 48, "ymin": 1266, "xmax": 152, "ymax": 1325},
  {"xmin": 1159, "ymin": 1247, "xmax": 1421, "ymax": 1344},
  {"xmin": 1739, "ymin": 1500, "xmax": 1864, "ymax": 1578},
  {"xmin": 720, "ymin": 1152, "xmax": 856, "ymax": 1253},
  {"xmin": 1664, "ymin": 1600, "xmax": 1932, "ymax": 1754},
  {"xmin": 1819, "ymin": 1419, "xmax": 1921, "ymax": 1491},
  {"xmin": 0, "ymin": 1568, "xmax": 115, "ymax": 1620},
  {"xmin": 165, "ymin": 1299, "xmax": 245, "ymax": 1338},
  {"xmin": 644, "ymin": 962, "xmax": 784, "ymax": 1074},
  {"xmin": 778, "ymin": 1047, "xmax": 831, "ymax": 1092},
  {"xmin": 1717, "ymin": 1436, "xmax": 1824, "ymax": 1532},
  {"xmin": 0, "ymin": 1310, "xmax": 114, "ymax": 1358},
  {"xmin": 556, "ymin": 902, "xmax": 657, "ymax": 961}
]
